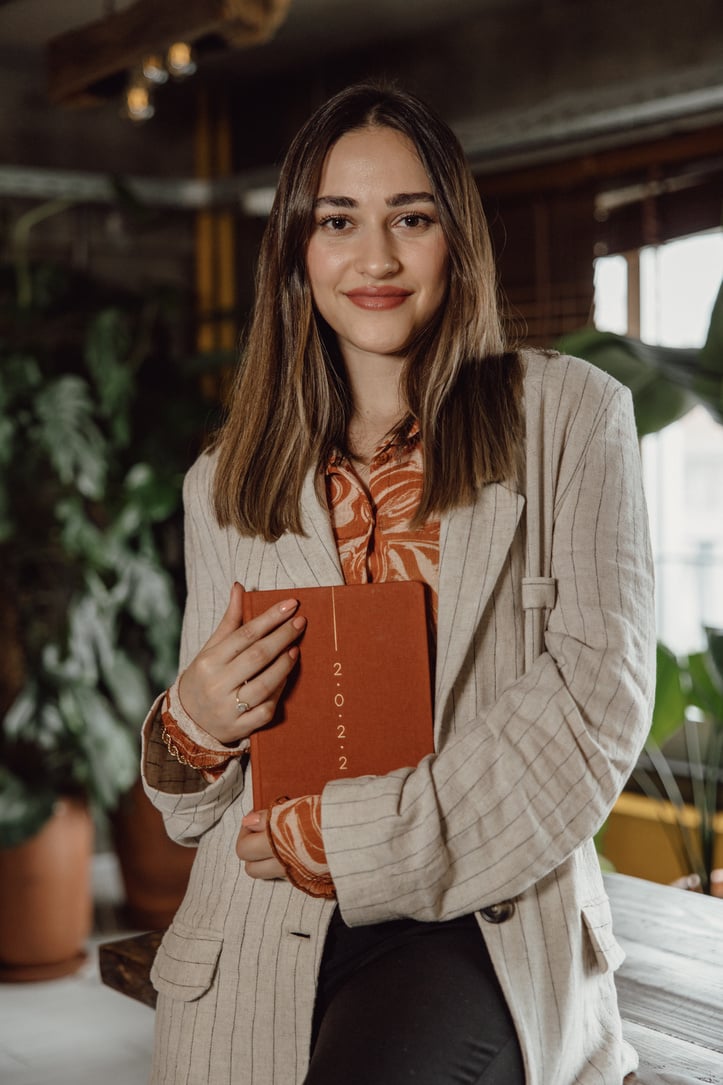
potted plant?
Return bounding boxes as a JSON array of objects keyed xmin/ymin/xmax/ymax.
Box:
[
  {"xmin": 624, "ymin": 633, "xmax": 723, "ymax": 895},
  {"xmin": 556, "ymin": 278, "xmax": 723, "ymax": 891},
  {"xmin": 0, "ymin": 246, "xmax": 208, "ymax": 975}
]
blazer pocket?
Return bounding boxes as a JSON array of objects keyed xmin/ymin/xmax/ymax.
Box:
[
  {"xmin": 151, "ymin": 921, "xmax": 223, "ymax": 1002},
  {"xmin": 581, "ymin": 897, "xmax": 626, "ymax": 974}
]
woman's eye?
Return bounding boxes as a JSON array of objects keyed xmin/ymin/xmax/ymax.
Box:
[
  {"xmin": 318, "ymin": 215, "xmax": 351, "ymax": 231},
  {"xmin": 397, "ymin": 213, "xmax": 433, "ymax": 229}
]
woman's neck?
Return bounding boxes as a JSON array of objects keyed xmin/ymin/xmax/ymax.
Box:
[
  {"xmin": 343, "ymin": 353, "xmax": 406, "ymax": 465},
  {"xmin": 343, "ymin": 353, "xmax": 401, "ymax": 438}
]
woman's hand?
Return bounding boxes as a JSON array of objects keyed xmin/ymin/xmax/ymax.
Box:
[
  {"xmin": 178, "ymin": 582, "xmax": 306, "ymax": 746},
  {"xmin": 236, "ymin": 810, "xmax": 287, "ymax": 881}
]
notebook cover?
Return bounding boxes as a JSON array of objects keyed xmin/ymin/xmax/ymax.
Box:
[{"xmin": 242, "ymin": 581, "xmax": 435, "ymax": 810}]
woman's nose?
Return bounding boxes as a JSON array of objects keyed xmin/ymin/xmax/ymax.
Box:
[{"xmin": 354, "ymin": 227, "xmax": 400, "ymax": 278}]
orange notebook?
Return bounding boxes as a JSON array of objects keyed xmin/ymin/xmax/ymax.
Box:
[{"xmin": 242, "ymin": 581, "xmax": 435, "ymax": 810}]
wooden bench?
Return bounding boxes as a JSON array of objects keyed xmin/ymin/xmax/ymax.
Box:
[{"xmin": 99, "ymin": 872, "xmax": 723, "ymax": 1084}]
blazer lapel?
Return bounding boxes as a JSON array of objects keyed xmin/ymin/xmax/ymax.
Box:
[
  {"xmin": 273, "ymin": 469, "xmax": 344, "ymax": 587},
  {"xmin": 435, "ymin": 482, "xmax": 525, "ymax": 716}
]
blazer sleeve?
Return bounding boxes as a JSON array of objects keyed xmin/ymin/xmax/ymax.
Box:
[
  {"xmin": 322, "ymin": 378, "xmax": 656, "ymax": 924},
  {"xmin": 140, "ymin": 451, "xmax": 247, "ymax": 845}
]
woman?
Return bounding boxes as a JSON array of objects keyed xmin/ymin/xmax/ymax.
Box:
[{"xmin": 141, "ymin": 82, "xmax": 655, "ymax": 1085}]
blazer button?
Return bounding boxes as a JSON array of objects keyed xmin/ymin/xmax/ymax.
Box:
[{"xmin": 480, "ymin": 900, "xmax": 516, "ymax": 924}]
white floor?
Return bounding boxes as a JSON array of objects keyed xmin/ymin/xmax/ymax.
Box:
[{"xmin": 0, "ymin": 854, "xmax": 155, "ymax": 1085}]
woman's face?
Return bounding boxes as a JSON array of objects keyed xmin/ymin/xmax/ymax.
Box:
[{"xmin": 305, "ymin": 125, "xmax": 449, "ymax": 372}]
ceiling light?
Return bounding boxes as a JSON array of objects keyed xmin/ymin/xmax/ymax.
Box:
[
  {"xmin": 142, "ymin": 54, "xmax": 169, "ymax": 85},
  {"xmin": 166, "ymin": 42, "xmax": 197, "ymax": 79},
  {"xmin": 122, "ymin": 72, "xmax": 155, "ymax": 122}
]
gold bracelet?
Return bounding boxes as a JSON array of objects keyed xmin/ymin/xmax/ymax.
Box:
[{"xmin": 161, "ymin": 723, "xmax": 193, "ymax": 767}]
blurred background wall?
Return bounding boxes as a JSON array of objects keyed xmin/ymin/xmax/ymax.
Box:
[{"xmin": 0, "ymin": 0, "xmax": 722, "ymax": 920}]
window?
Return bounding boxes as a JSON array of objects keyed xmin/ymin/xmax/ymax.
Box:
[{"xmin": 594, "ymin": 230, "xmax": 723, "ymax": 652}]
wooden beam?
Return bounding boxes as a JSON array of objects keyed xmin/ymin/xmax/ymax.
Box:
[
  {"xmin": 47, "ymin": 0, "xmax": 291, "ymax": 106},
  {"xmin": 477, "ymin": 124, "xmax": 723, "ymax": 196}
]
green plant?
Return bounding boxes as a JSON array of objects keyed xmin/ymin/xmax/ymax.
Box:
[
  {"xmin": 0, "ymin": 255, "xmax": 209, "ymax": 848},
  {"xmin": 556, "ymin": 272, "xmax": 723, "ymax": 890},
  {"xmin": 556, "ymin": 278, "xmax": 723, "ymax": 435},
  {"xmin": 634, "ymin": 634, "xmax": 723, "ymax": 893}
]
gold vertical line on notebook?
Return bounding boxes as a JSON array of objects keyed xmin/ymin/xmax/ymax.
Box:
[{"xmin": 331, "ymin": 586, "xmax": 339, "ymax": 652}]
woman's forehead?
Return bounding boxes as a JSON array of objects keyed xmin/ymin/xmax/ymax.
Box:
[{"xmin": 315, "ymin": 126, "xmax": 432, "ymax": 200}]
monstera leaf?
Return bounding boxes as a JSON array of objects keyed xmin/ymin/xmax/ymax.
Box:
[{"xmin": 557, "ymin": 278, "xmax": 723, "ymax": 436}]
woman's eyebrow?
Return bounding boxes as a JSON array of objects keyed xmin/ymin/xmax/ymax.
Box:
[
  {"xmin": 314, "ymin": 195, "xmax": 356, "ymax": 208},
  {"xmin": 313, "ymin": 192, "xmax": 436, "ymax": 209},
  {"xmin": 386, "ymin": 192, "xmax": 435, "ymax": 208}
]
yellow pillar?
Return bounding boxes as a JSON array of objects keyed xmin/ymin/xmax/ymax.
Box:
[{"xmin": 194, "ymin": 87, "xmax": 237, "ymax": 370}]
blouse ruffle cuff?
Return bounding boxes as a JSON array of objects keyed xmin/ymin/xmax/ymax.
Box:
[
  {"xmin": 267, "ymin": 795, "xmax": 336, "ymax": 900},
  {"xmin": 160, "ymin": 678, "xmax": 250, "ymax": 777}
]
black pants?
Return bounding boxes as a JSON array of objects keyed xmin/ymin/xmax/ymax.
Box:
[{"xmin": 305, "ymin": 910, "xmax": 525, "ymax": 1085}]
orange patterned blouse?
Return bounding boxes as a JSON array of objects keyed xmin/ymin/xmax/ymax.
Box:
[{"xmin": 326, "ymin": 421, "xmax": 440, "ymax": 619}]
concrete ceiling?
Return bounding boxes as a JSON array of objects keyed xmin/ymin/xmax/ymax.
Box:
[
  {"xmin": 0, "ymin": 0, "xmax": 509, "ymax": 63},
  {"xmin": 0, "ymin": 0, "xmax": 721, "ymax": 196}
]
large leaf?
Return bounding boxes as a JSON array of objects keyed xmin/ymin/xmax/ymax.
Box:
[
  {"xmin": 557, "ymin": 277, "xmax": 723, "ymax": 434},
  {"xmin": 555, "ymin": 329, "xmax": 700, "ymax": 435},
  {"xmin": 59, "ymin": 684, "xmax": 139, "ymax": 808},
  {"xmin": 84, "ymin": 309, "xmax": 134, "ymax": 448},
  {"xmin": 686, "ymin": 651, "xmax": 723, "ymax": 726},
  {"xmin": 704, "ymin": 626, "xmax": 723, "ymax": 688},
  {"xmin": 83, "ymin": 571, "xmax": 153, "ymax": 724},
  {"xmin": 41, "ymin": 596, "xmax": 100, "ymax": 686},
  {"xmin": 648, "ymin": 642, "xmax": 688, "ymax": 746},
  {"xmin": 699, "ymin": 280, "xmax": 723, "ymax": 380},
  {"xmin": 34, "ymin": 375, "xmax": 107, "ymax": 498},
  {"xmin": 55, "ymin": 495, "xmax": 110, "ymax": 568},
  {"xmin": 97, "ymin": 644, "xmax": 152, "ymax": 729},
  {"xmin": 0, "ymin": 353, "xmax": 42, "ymax": 404},
  {"xmin": 122, "ymin": 462, "xmax": 181, "ymax": 525},
  {"xmin": 3, "ymin": 681, "xmax": 41, "ymax": 743},
  {"xmin": 0, "ymin": 765, "xmax": 57, "ymax": 848}
]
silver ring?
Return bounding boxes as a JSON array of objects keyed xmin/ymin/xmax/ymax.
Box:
[{"xmin": 235, "ymin": 691, "xmax": 251, "ymax": 715}]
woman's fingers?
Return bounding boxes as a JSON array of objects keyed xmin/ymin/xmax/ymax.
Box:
[
  {"xmin": 242, "ymin": 857, "xmax": 286, "ymax": 880},
  {"xmin": 215, "ymin": 597, "xmax": 302, "ymax": 665},
  {"xmin": 227, "ymin": 611, "xmax": 306, "ymax": 680},
  {"xmin": 200, "ymin": 586, "xmax": 301, "ymax": 667},
  {"xmin": 227, "ymin": 643, "xmax": 301, "ymax": 740},
  {"xmin": 200, "ymin": 581, "xmax": 245, "ymax": 652},
  {"xmin": 230, "ymin": 614, "xmax": 305, "ymax": 693},
  {"xmin": 177, "ymin": 598, "xmax": 306, "ymax": 745},
  {"xmin": 236, "ymin": 810, "xmax": 286, "ymax": 880}
]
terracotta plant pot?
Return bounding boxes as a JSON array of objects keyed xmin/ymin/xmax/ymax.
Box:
[
  {"xmin": 0, "ymin": 796, "xmax": 93, "ymax": 981},
  {"xmin": 112, "ymin": 780, "xmax": 195, "ymax": 929}
]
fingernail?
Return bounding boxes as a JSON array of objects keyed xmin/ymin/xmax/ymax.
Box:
[
  {"xmin": 292, "ymin": 615, "xmax": 306, "ymax": 631},
  {"xmin": 288, "ymin": 645, "xmax": 300, "ymax": 661},
  {"xmin": 278, "ymin": 599, "xmax": 299, "ymax": 613},
  {"xmin": 242, "ymin": 812, "xmax": 262, "ymax": 829}
]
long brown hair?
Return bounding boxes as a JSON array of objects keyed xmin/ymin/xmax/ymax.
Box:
[{"xmin": 213, "ymin": 82, "xmax": 523, "ymax": 540}]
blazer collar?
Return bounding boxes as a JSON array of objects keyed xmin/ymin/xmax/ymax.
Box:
[{"xmin": 273, "ymin": 469, "xmax": 344, "ymax": 587}]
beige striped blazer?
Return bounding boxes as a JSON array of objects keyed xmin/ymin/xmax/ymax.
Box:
[{"xmin": 141, "ymin": 349, "xmax": 656, "ymax": 1085}]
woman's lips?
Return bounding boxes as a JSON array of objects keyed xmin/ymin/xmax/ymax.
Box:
[{"xmin": 344, "ymin": 287, "xmax": 412, "ymax": 310}]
